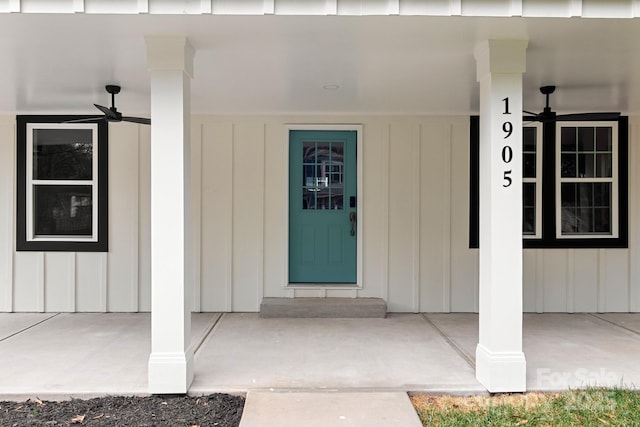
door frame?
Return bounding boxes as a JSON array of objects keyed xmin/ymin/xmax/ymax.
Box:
[{"xmin": 284, "ymin": 124, "xmax": 363, "ymax": 289}]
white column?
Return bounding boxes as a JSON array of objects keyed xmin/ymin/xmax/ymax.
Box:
[
  {"xmin": 474, "ymin": 39, "xmax": 528, "ymax": 393},
  {"xmin": 146, "ymin": 36, "xmax": 195, "ymax": 394}
]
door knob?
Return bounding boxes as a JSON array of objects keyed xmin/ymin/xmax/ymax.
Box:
[{"xmin": 349, "ymin": 211, "xmax": 356, "ymax": 236}]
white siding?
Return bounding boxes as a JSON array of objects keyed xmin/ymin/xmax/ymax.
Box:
[
  {"xmin": 1, "ymin": 114, "xmax": 639, "ymax": 313},
  {"xmin": 1, "ymin": 117, "xmax": 149, "ymax": 312},
  {"xmin": 4, "ymin": 0, "xmax": 640, "ymax": 18},
  {"xmin": 107, "ymin": 123, "xmax": 140, "ymax": 311},
  {"xmin": 0, "ymin": 119, "xmax": 14, "ymax": 312},
  {"xmin": 194, "ymin": 117, "xmax": 477, "ymax": 311}
]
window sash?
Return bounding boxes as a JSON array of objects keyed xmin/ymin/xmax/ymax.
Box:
[
  {"xmin": 523, "ymin": 123, "xmax": 543, "ymax": 239},
  {"xmin": 25, "ymin": 123, "xmax": 99, "ymax": 242},
  {"xmin": 555, "ymin": 121, "xmax": 618, "ymax": 239}
]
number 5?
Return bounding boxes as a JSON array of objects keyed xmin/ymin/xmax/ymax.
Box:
[{"xmin": 503, "ymin": 170, "xmax": 512, "ymax": 187}]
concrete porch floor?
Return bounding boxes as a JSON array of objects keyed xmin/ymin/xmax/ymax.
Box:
[{"xmin": 1, "ymin": 313, "xmax": 639, "ymax": 401}]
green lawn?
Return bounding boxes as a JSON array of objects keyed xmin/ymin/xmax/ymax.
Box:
[{"xmin": 411, "ymin": 389, "xmax": 640, "ymax": 426}]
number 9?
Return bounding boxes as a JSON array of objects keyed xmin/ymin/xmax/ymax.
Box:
[{"xmin": 502, "ymin": 121, "xmax": 513, "ymax": 139}]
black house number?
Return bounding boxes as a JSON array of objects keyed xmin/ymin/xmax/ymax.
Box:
[{"xmin": 501, "ymin": 97, "xmax": 513, "ymax": 188}]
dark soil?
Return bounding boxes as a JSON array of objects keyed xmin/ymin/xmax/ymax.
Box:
[{"xmin": 0, "ymin": 394, "xmax": 244, "ymax": 427}]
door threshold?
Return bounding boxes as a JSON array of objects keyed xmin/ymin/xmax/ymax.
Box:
[{"xmin": 287, "ymin": 283, "xmax": 362, "ymax": 289}]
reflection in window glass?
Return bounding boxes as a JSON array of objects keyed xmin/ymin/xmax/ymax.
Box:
[
  {"xmin": 559, "ymin": 123, "xmax": 616, "ymax": 237},
  {"xmin": 561, "ymin": 127, "xmax": 612, "ymax": 178},
  {"xmin": 523, "ymin": 183, "xmax": 536, "ymax": 235},
  {"xmin": 33, "ymin": 185, "xmax": 93, "ymax": 236},
  {"xmin": 301, "ymin": 140, "xmax": 345, "ymax": 210},
  {"xmin": 33, "ymin": 129, "xmax": 93, "ymax": 180},
  {"xmin": 523, "ymin": 126, "xmax": 540, "ymax": 237},
  {"xmin": 561, "ymin": 182, "xmax": 611, "ymax": 234}
]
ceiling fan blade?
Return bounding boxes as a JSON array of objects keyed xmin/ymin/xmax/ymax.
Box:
[
  {"xmin": 94, "ymin": 104, "xmax": 119, "ymax": 120},
  {"xmin": 63, "ymin": 117, "xmax": 105, "ymax": 123},
  {"xmin": 122, "ymin": 116, "xmax": 151, "ymax": 125},
  {"xmin": 555, "ymin": 112, "xmax": 621, "ymax": 121}
]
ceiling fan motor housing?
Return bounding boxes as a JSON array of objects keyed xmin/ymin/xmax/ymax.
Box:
[{"xmin": 105, "ymin": 85, "xmax": 121, "ymax": 95}]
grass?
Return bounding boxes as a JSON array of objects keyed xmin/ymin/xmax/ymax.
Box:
[{"xmin": 411, "ymin": 388, "xmax": 640, "ymax": 426}]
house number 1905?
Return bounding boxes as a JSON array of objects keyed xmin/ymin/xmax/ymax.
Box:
[{"xmin": 502, "ymin": 97, "xmax": 513, "ymax": 188}]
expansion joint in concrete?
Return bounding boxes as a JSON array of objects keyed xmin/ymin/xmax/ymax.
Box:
[{"xmin": 420, "ymin": 313, "xmax": 475, "ymax": 369}]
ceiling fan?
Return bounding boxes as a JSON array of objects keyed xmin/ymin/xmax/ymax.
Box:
[
  {"xmin": 523, "ymin": 85, "xmax": 620, "ymax": 123},
  {"xmin": 68, "ymin": 85, "xmax": 150, "ymax": 125}
]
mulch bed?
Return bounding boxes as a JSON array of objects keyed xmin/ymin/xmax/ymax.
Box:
[{"xmin": 0, "ymin": 394, "xmax": 244, "ymax": 427}]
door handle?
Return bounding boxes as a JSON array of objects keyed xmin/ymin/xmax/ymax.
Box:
[{"xmin": 349, "ymin": 211, "xmax": 357, "ymax": 236}]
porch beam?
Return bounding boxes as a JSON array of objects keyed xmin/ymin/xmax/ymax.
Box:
[
  {"xmin": 474, "ymin": 39, "xmax": 528, "ymax": 393},
  {"xmin": 146, "ymin": 36, "xmax": 195, "ymax": 394}
]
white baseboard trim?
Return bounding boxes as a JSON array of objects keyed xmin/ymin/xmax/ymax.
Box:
[
  {"xmin": 476, "ymin": 343, "xmax": 526, "ymax": 393},
  {"xmin": 148, "ymin": 347, "xmax": 194, "ymax": 394}
]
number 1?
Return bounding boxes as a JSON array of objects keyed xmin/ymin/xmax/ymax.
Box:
[{"xmin": 502, "ymin": 97, "xmax": 511, "ymax": 115}]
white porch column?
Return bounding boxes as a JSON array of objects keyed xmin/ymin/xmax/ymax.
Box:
[
  {"xmin": 146, "ymin": 36, "xmax": 195, "ymax": 394},
  {"xmin": 474, "ymin": 39, "xmax": 528, "ymax": 393}
]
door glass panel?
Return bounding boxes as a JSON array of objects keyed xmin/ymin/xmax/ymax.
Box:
[{"xmin": 301, "ymin": 140, "xmax": 344, "ymax": 210}]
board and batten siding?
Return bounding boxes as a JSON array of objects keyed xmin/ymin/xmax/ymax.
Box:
[
  {"xmin": 0, "ymin": 118, "xmax": 151, "ymax": 312},
  {"xmin": 0, "ymin": 114, "xmax": 639, "ymax": 313}
]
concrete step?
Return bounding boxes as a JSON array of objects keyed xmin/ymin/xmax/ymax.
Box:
[
  {"xmin": 239, "ymin": 391, "xmax": 422, "ymax": 427},
  {"xmin": 260, "ymin": 297, "xmax": 387, "ymax": 318}
]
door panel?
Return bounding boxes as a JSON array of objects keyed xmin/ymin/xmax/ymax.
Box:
[{"xmin": 289, "ymin": 130, "xmax": 357, "ymax": 283}]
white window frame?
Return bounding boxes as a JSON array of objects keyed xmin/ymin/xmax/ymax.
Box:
[
  {"xmin": 555, "ymin": 121, "xmax": 619, "ymax": 239},
  {"xmin": 523, "ymin": 122, "xmax": 543, "ymax": 239},
  {"xmin": 25, "ymin": 123, "xmax": 99, "ymax": 243}
]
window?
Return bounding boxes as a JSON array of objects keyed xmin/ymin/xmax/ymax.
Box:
[
  {"xmin": 17, "ymin": 116, "xmax": 108, "ymax": 251},
  {"xmin": 523, "ymin": 124, "xmax": 542, "ymax": 238},
  {"xmin": 557, "ymin": 123, "xmax": 617, "ymax": 238},
  {"xmin": 469, "ymin": 116, "xmax": 627, "ymax": 249}
]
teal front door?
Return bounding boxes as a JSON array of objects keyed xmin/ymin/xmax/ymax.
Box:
[{"xmin": 289, "ymin": 130, "xmax": 357, "ymax": 283}]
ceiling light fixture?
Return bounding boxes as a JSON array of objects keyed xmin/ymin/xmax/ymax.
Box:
[{"xmin": 322, "ymin": 83, "xmax": 340, "ymax": 90}]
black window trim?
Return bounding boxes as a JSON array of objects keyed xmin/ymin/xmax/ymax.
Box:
[
  {"xmin": 16, "ymin": 115, "xmax": 109, "ymax": 252},
  {"xmin": 469, "ymin": 115, "xmax": 628, "ymax": 249}
]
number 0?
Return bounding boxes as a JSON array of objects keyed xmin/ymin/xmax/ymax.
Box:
[{"xmin": 502, "ymin": 146, "xmax": 513, "ymax": 163}]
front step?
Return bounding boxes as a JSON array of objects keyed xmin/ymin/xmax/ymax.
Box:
[{"xmin": 260, "ymin": 297, "xmax": 387, "ymax": 319}]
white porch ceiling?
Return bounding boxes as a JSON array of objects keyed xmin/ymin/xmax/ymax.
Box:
[{"xmin": 2, "ymin": 12, "xmax": 640, "ymax": 116}]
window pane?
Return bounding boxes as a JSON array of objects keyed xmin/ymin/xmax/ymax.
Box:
[
  {"xmin": 303, "ymin": 188, "xmax": 316, "ymax": 210},
  {"xmin": 594, "ymin": 208, "xmax": 611, "ymax": 233},
  {"xmin": 523, "ymin": 183, "xmax": 535, "ymax": 207},
  {"xmin": 523, "ymin": 127, "xmax": 537, "ymax": 152},
  {"xmin": 594, "ymin": 183, "xmax": 611, "ymax": 207},
  {"xmin": 561, "ymin": 127, "xmax": 576, "ymax": 151},
  {"xmin": 523, "ymin": 183, "xmax": 536, "ymax": 235},
  {"xmin": 523, "ymin": 153, "xmax": 536, "ymax": 178},
  {"xmin": 316, "ymin": 188, "xmax": 330, "ymax": 210},
  {"xmin": 577, "ymin": 207, "xmax": 594, "ymax": 233},
  {"xmin": 578, "ymin": 153, "xmax": 594, "ymax": 178},
  {"xmin": 302, "ymin": 140, "xmax": 345, "ymax": 210},
  {"xmin": 33, "ymin": 185, "xmax": 92, "ymax": 236},
  {"xmin": 561, "ymin": 153, "xmax": 576, "ymax": 177},
  {"xmin": 331, "ymin": 191, "xmax": 344, "ymax": 210},
  {"xmin": 577, "ymin": 183, "xmax": 594, "ymax": 206},
  {"xmin": 596, "ymin": 153, "xmax": 612, "ymax": 177},
  {"xmin": 578, "ymin": 127, "xmax": 594, "ymax": 151},
  {"xmin": 561, "ymin": 207, "xmax": 577, "ymax": 233},
  {"xmin": 561, "ymin": 183, "xmax": 576, "ymax": 207},
  {"xmin": 561, "ymin": 182, "xmax": 612, "ymax": 235},
  {"xmin": 33, "ymin": 129, "xmax": 93, "ymax": 180},
  {"xmin": 596, "ymin": 127, "xmax": 612, "ymax": 151},
  {"xmin": 523, "ymin": 208, "xmax": 536, "ymax": 235}
]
